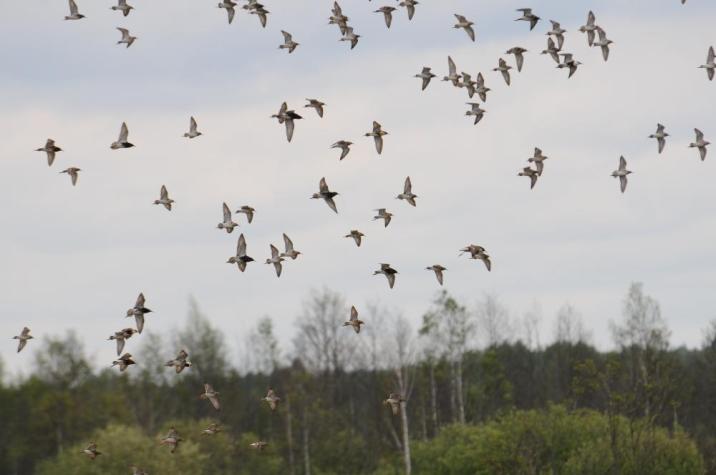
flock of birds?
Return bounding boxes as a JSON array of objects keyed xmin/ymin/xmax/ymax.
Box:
[{"xmin": 13, "ymin": 0, "xmax": 715, "ymax": 472}]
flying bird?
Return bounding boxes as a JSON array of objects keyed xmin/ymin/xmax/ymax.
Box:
[
  {"xmin": 443, "ymin": 56, "xmax": 460, "ymax": 86},
  {"xmin": 65, "ymin": 0, "xmax": 85, "ymax": 20},
  {"xmin": 699, "ymin": 46, "xmax": 715, "ymax": 81},
  {"xmin": 165, "ymin": 349, "xmax": 192, "ymax": 374},
  {"xmin": 271, "ymin": 102, "xmax": 302, "ymax": 142},
  {"xmin": 236, "ymin": 205, "xmax": 255, "ymax": 224},
  {"xmin": 227, "ymin": 233, "xmax": 255, "ymax": 272},
  {"xmin": 460, "ymin": 245, "xmax": 491, "ymax": 271},
  {"xmin": 579, "ymin": 11, "xmax": 598, "ymax": 46},
  {"xmin": 108, "ymin": 328, "xmax": 137, "ymax": 356},
  {"xmin": 374, "ymin": 263, "xmax": 398, "ymax": 289},
  {"xmin": 265, "ymin": 244, "xmax": 284, "ymax": 277},
  {"xmin": 384, "ymin": 393, "xmax": 404, "ymax": 415},
  {"xmin": 331, "ymin": 140, "xmax": 353, "ymax": 160},
  {"xmin": 365, "ymin": 121, "xmax": 388, "ymax": 154},
  {"xmin": 111, "ymin": 0, "xmax": 133, "ymax": 17},
  {"xmin": 593, "ymin": 27, "xmax": 613, "ymax": 61},
  {"xmin": 35, "ymin": 139, "xmax": 62, "ymax": 166},
  {"xmin": 12, "ymin": 327, "xmax": 33, "ymax": 353},
  {"xmin": 557, "ymin": 53, "xmax": 582, "ymax": 78},
  {"xmin": 373, "ymin": 208, "xmax": 393, "ymax": 227},
  {"xmin": 280, "ymin": 233, "xmax": 301, "ymax": 260},
  {"xmin": 340, "ymin": 26, "xmax": 361, "ymax": 49},
  {"xmin": 82, "ymin": 442, "xmax": 101, "ymax": 460},
  {"xmin": 126, "ymin": 293, "xmax": 152, "ymax": 334},
  {"xmin": 304, "ymin": 99, "xmax": 325, "ymax": 118},
  {"xmin": 528, "ymin": 147, "xmax": 548, "ymax": 175},
  {"xmin": 398, "ymin": 0, "xmax": 418, "ymax": 20},
  {"xmin": 396, "ymin": 176, "xmax": 417, "ymax": 206},
  {"xmin": 475, "ymin": 73, "xmax": 491, "ymax": 101},
  {"xmin": 217, "ymin": 0, "xmax": 237, "ymax": 24},
  {"xmin": 546, "ymin": 20, "xmax": 566, "ymax": 49},
  {"xmin": 160, "ymin": 427, "xmax": 182, "ymax": 453},
  {"xmin": 311, "ymin": 177, "xmax": 339, "ymax": 213},
  {"xmin": 375, "ymin": 6, "xmax": 396, "ymax": 28},
  {"xmin": 279, "ymin": 30, "xmax": 299, "ymax": 53},
  {"xmin": 415, "ymin": 67, "xmax": 436, "ymax": 91},
  {"xmin": 184, "ymin": 116, "xmax": 202, "ymax": 138},
  {"xmin": 153, "ymin": 185, "xmax": 174, "ymax": 211},
  {"xmin": 110, "ymin": 122, "xmax": 134, "ymax": 149},
  {"xmin": 541, "ymin": 37, "xmax": 561, "ymax": 63},
  {"xmin": 611, "ymin": 156, "xmax": 632, "ymax": 193},
  {"xmin": 426, "ymin": 265, "xmax": 447, "ymax": 286},
  {"xmin": 518, "ymin": 166, "xmax": 539, "ymax": 189},
  {"xmin": 460, "ymin": 73, "xmax": 476, "ymax": 98},
  {"xmin": 689, "ymin": 128, "xmax": 710, "ymax": 161},
  {"xmin": 116, "ymin": 27, "xmax": 137, "ymax": 48},
  {"xmin": 263, "ymin": 388, "xmax": 281, "ymax": 411},
  {"xmin": 505, "ymin": 47, "xmax": 527, "ymax": 72},
  {"xmin": 344, "ymin": 230, "xmax": 365, "ymax": 247},
  {"xmin": 200, "ymin": 383, "xmax": 221, "ymax": 410},
  {"xmin": 343, "ymin": 306, "xmax": 364, "ymax": 333},
  {"xmin": 217, "ymin": 203, "xmax": 238, "ymax": 233},
  {"xmin": 248, "ymin": 5, "xmax": 269, "ymax": 28},
  {"xmin": 202, "ymin": 423, "xmax": 222, "ymax": 436},
  {"xmin": 649, "ymin": 124, "xmax": 669, "ymax": 154},
  {"xmin": 465, "ymin": 102, "xmax": 486, "ymax": 125},
  {"xmin": 250, "ymin": 441, "xmax": 268, "ymax": 450},
  {"xmin": 111, "ymin": 352, "xmax": 136, "ymax": 372},
  {"xmin": 515, "ymin": 8, "xmax": 540, "ymax": 30},
  {"xmin": 59, "ymin": 167, "xmax": 81, "ymax": 186},
  {"xmin": 454, "ymin": 14, "xmax": 475, "ymax": 42},
  {"xmin": 493, "ymin": 58, "xmax": 512, "ymax": 85}
]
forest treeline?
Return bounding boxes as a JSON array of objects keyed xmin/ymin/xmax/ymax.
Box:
[{"xmin": 1, "ymin": 283, "xmax": 714, "ymax": 474}]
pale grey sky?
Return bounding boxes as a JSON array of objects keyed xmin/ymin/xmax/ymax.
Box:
[{"xmin": 1, "ymin": 0, "xmax": 715, "ymax": 373}]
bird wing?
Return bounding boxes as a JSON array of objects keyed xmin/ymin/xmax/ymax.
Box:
[
  {"xmin": 285, "ymin": 119, "xmax": 295, "ymax": 142},
  {"xmin": 596, "ymin": 26, "xmax": 607, "ymax": 41},
  {"xmin": 119, "ymin": 122, "xmax": 129, "ymax": 142},
  {"xmin": 273, "ymin": 261, "xmax": 282, "ymax": 277},
  {"xmin": 21, "ymin": 326, "xmax": 31, "ymax": 337},
  {"xmin": 587, "ymin": 10, "xmax": 595, "ymax": 26},
  {"xmin": 116, "ymin": 338, "xmax": 125, "ymax": 356},
  {"xmin": 319, "ymin": 177, "xmax": 329, "ymax": 193},
  {"xmin": 283, "ymin": 233, "xmax": 294, "ymax": 252},
  {"xmin": 279, "ymin": 102, "xmax": 287, "ymax": 115},
  {"xmin": 709, "ymin": 46, "xmax": 715, "ymax": 63},
  {"xmin": 135, "ymin": 293, "xmax": 146, "ymax": 308},
  {"xmin": 657, "ymin": 137, "xmax": 665, "ymax": 154},
  {"xmin": 695, "ymin": 128, "xmax": 704, "ymax": 141},
  {"xmin": 465, "ymin": 25, "xmax": 475, "ymax": 42},
  {"xmin": 619, "ymin": 156, "xmax": 627, "ymax": 170},
  {"xmin": 350, "ymin": 306, "xmax": 358, "ymax": 322},
  {"xmin": 69, "ymin": 0, "xmax": 79, "ymax": 15},
  {"xmin": 404, "ymin": 176, "xmax": 412, "ymax": 194},
  {"xmin": 619, "ymin": 175, "xmax": 627, "ymax": 193},
  {"xmin": 325, "ymin": 197, "xmax": 338, "ymax": 214},
  {"xmin": 270, "ymin": 244, "xmax": 279, "ymax": 259},
  {"xmin": 135, "ymin": 314, "xmax": 145, "ymax": 334},
  {"xmin": 160, "ymin": 185, "xmax": 168, "ymax": 200},
  {"xmin": 281, "ymin": 30, "xmax": 293, "ymax": 42},
  {"xmin": 374, "ymin": 135, "xmax": 383, "ymax": 154},
  {"xmin": 448, "ymin": 56, "xmax": 456, "ymax": 75},
  {"xmin": 222, "ymin": 203, "xmax": 231, "ymax": 222},
  {"xmin": 454, "ymin": 14, "xmax": 466, "ymax": 22},
  {"xmin": 386, "ymin": 272, "xmax": 395, "ymax": 289},
  {"xmin": 117, "ymin": 27, "xmax": 129, "ymax": 39},
  {"xmin": 190, "ymin": 116, "xmax": 197, "ymax": 133}
]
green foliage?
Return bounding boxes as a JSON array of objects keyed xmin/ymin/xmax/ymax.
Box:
[{"xmin": 411, "ymin": 406, "xmax": 704, "ymax": 475}]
